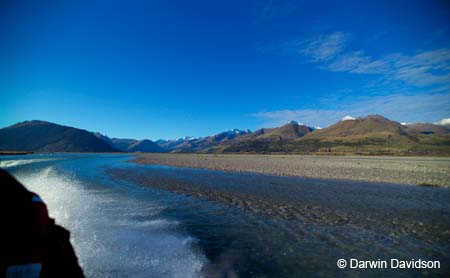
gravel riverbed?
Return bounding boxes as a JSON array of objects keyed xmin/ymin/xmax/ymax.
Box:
[
  {"xmin": 108, "ymin": 162, "xmax": 450, "ymax": 277},
  {"xmin": 134, "ymin": 154, "xmax": 450, "ymax": 187}
]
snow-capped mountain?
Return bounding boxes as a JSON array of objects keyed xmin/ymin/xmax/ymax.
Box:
[
  {"xmin": 435, "ymin": 118, "xmax": 450, "ymax": 126},
  {"xmin": 341, "ymin": 115, "xmax": 356, "ymax": 121}
]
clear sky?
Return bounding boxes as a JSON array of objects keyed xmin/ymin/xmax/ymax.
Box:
[{"xmin": 1, "ymin": 0, "xmax": 449, "ymax": 140}]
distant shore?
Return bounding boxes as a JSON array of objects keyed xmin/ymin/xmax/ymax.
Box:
[
  {"xmin": 133, "ymin": 153, "xmax": 450, "ymax": 187},
  {"xmin": 0, "ymin": 151, "xmax": 34, "ymax": 155}
]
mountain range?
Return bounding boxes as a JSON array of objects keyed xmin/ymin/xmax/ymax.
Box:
[
  {"xmin": 92, "ymin": 133, "xmax": 164, "ymax": 153},
  {"xmin": 1, "ymin": 116, "xmax": 449, "ymax": 155}
]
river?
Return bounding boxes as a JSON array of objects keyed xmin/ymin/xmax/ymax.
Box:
[{"xmin": 1, "ymin": 154, "xmax": 449, "ymax": 277}]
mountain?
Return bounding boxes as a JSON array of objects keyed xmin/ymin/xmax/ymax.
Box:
[
  {"xmin": 94, "ymin": 134, "xmax": 165, "ymax": 153},
  {"xmin": 110, "ymin": 138, "xmax": 137, "ymax": 152},
  {"xmin": 435, "ymin": 118, "xmax": 450, "ymax": 126},
  {"xmin": 93, "ymin": 132, "xmax": 113, "ymax": 145},
  {"xmin": 405, "ymin": 123, "xmax": 450, "ymax": 135},
  {"xmin": 303, "ymin": 115, "xmax": 408, "ymax": 140},
  {"xmin": 296, "ymin": 115, "xmax": 450, "ymax": 155},
  {"xmin": 156, "ymin": 137, "xmax": 197, "ymax": 151},
  {"xmin": 126, "ymin": 139, "xmax": 165, "ymax": 153},
  {"xmin": 170, "ymin": 129, "xmax": 252, "ymax": 152},
  {"xmin": 220, "ymin": 115, "xmax": 449, "ymax": 155},
  {"xmin": 295, "ymin": 115, "xmax": 414, "ymax": 153},
  {"xmin": 247, "ymin": 121, "xmax": 313, "ymax": 141},
  {"xmin": 0, "ymin": 121, "xmax": 118, "ymax": 152},
  {"xmin": 220, "ymin": 122, "xmax": 314, "ymax": 153}
]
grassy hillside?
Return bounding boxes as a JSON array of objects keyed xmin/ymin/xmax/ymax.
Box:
[{"xmin": 222, "ymin": 116, "xmax": 450, "ymax": 155}]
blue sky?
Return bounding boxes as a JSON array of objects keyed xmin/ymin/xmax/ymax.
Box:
[{"xmin": 1, "ymin": 0, "xmax": 449, "ymax": 140}]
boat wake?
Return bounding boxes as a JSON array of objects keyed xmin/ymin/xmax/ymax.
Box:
[
  {"xmin": 0, "ymin": 158, "xmax": 58, "ymax": 169},
  {"xmin": 14, "ymin": 165, "xmax": 208, "ymax": 278}
]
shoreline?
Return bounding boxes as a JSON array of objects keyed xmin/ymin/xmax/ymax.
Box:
[
  {"xmin": 0, "ymin": 151, "xmax": 34, "ymax": 155},
  {"xmin": 133, "ymin": 153, "xmax": 450, "ymax": 187}
]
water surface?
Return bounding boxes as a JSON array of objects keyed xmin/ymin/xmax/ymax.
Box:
[{"xmin": 1, "ymin": 154, "xmax": 449, "ymax": 277}]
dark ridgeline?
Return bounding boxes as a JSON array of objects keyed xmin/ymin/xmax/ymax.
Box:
[
  {"xmin": 0, "ymin": 121, "xmax": 118, "ymax": 153},
  {"xmin": 1, "ymin": 116, "xmax": 449, "ymax": 155}
]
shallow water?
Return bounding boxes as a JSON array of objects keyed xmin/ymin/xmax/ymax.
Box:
[{"xmin": 1, "ymin": 154, "xmax": 449, "ymax": 277}]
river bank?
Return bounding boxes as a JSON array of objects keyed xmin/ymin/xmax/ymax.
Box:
[
  {"xmin": 109, "ymin": 162, "xmax": 450, "ymax": 277},
  {"xmin": 133, "ymin": 153, "xmax": 450, "ymax": 186}
]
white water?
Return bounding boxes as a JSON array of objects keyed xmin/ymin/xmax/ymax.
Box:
[
  {"xmin": 0, "ymin": 158, "xmax": 58, "ymax": 168},
  {"xmin": 13, "ymin": 164, "xmax": 207, "ymax": 278}
]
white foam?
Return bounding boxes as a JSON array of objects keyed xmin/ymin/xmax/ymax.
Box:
[
  {"xmin": 14, "ymin": 166, "xmax": 208, "ymax": 278},
  {"xmin": 0, "ymin": 158, "xmax": 56, "ymax": 168},
  {"xmin": 133, "ymin": 219, "xmax": 180, "ymax": 229}
]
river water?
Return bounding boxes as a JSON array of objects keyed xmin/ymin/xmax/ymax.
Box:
[{"xmin": 1, "ymin": 154, "xmax": 449, "ymax": 277}]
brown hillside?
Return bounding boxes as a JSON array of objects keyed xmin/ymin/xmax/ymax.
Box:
[
  {"xmin": 303, "ymin": 115, "xmax": 409, "ymax": 140},
  {"xmin": 406, "ymin": 123, "xmax": 450, "ymax": 135}
]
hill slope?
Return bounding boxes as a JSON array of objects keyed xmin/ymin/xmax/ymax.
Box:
[
  {"xmin": 302, "ymin": 115, "xmax": 409, "ymax": 141},
  {"xmin": 156, "ymin": 137, "xmax": 197, "ymax": 151},
  {"xmin": 170, "ymin": 129, "xmax": 251, "ymax": 152},
  {"xmin": 0, "ymin": 121, "xmax": 118, "ymax": 152},
  {"xmin": 126, "ymin": 139, "xmax": 165, "ymax": 153},
  {"xmin": 297, "ymin": 115, "xmax": 449, "ymax": 155},
  {"xmin": 219, "ymin": 116, "xmax": 449, "ymax": 155},
  {"xmin": 94, "ymin": 134, "xmax": 165, "ymax": 153},
  {"xmin": 221, "ymin": 122, "xmax": 314, "ymax": 153},
  {"xmin": 405, "ymin": 123, "xmax": 450, "ymax": 135}
]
